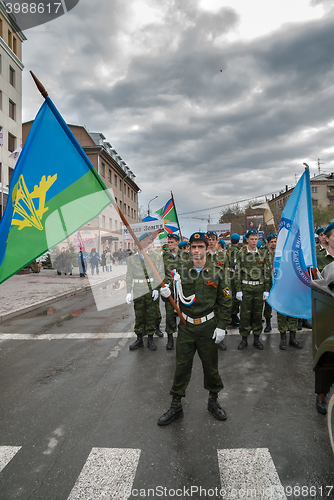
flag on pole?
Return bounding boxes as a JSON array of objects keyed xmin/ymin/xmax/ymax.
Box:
[
  {"xmin": 267, "ymin": 168, "xmax": 317, "ymax": 320},
  {"xmin": 155, "ymin": 196, "xmax": 180, "ymax": 240},
  {"xmin": 0, "ymin": 96, "xmax": 113, "ymax": 284},
  {"xmin": 251, "ymin": 199, "xmax": 275, "ymax": 226},
  {"xmin": 9, "ymin": 144, "xmax": 22, "ymax": 160}
]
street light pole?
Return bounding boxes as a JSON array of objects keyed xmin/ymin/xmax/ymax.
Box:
[{"xmin": 148, "ymin": 195, "xmax": 158, "ymax": 216}]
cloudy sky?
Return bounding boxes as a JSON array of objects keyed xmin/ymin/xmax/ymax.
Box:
[{"xmin": 22, "ymin": 0, "xmax": 334, "ymax": 236}]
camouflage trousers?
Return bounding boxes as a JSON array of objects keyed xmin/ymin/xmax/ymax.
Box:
[
  {"xmin": 162, "ymin": 295, "xmax": 177, "ymax": 334},
  {"xmin": 230, "ymin": 279, "xmax": 239, "ymax": 316},
  {"xmin": 263, "ymin": 300, "xmax": 272, "ymax": 319},
  {"xmin": 239, "ymin": 285, "xmax": 264, "ymax": 336},
  {"xmin": 155, "ymin": 298, "xmax": 162, "ymax": 327},
  {"xmin": 277, "ymin": 313, "xmax": 298, "ymax": 334},
  {"xmin": 170, "ymin": 318, "xmax": 224, "ymax": 398},
  {"xmin": 133, "ymin": 292, "xmax": 158, "ymax": 336}
]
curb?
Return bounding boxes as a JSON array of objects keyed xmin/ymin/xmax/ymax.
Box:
[{"xmin": 0, "ymin": 274, "xmax": 126, "ymax": 323}]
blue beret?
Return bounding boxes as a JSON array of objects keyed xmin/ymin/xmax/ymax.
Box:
[
  {"xmin": 266, "ymin": 233, "xmax": 277, "ymax": 242},
  {"xmin": 316, "ymin": 227, "xmax": 326, "ymax": 235},
  {"xmin": 231, "ymin": 233, "xmax": 240, "ymax": 243},
  {"xmin": 189, "ymin": 232, "xmax": 208, "ymax": 243},
  {"xmin": 178, "ymin": 241, "xmax": 188, "ymax": 249},
  {"xmin": 219, "ymin": 239, "xmax": 226, "ymax": 248},
  {"xmin": 243, "ymin": 235, "xmax": 247, "ymax": 242},
  {"xmin": 207, "ymin": 231, "xmax": 218, "ymax": 238},
  {"xmin": 324, "ymin": 222, "xmax": 334, "ymax": 235},
  {"xmin": 245, "ymin": 229, "xmax": 258, "ymax": 238},
  {"xmin": 138, "ymin": 232, "xmax": 154, "ymax": 242},
  {"xmin": 168, "ymin": 233, "xmax": 180, "ymax": 241},
  {"xmin": 256, "ymin": 240, "xmax": 262, "ymax": 248}
]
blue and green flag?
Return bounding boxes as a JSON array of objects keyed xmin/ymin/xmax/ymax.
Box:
[{"xmin": 0, "ymin": 96, "xmax": 114, "ymax": 284}]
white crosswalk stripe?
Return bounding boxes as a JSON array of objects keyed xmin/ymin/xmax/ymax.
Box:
[
  {"xmin": 0, "ymin": 446, "xmax": 21, "ymax": 473},
  {"xmin": 217, "ymin": 448, "xmax": 287, "ymax": 500},
  {"xmin": 0, "ymin": 333, "xmax": 136, "ymax": 341},
  {"xmin": 67, "ymin": 448, "xmax": 141, "ymax": 500}
]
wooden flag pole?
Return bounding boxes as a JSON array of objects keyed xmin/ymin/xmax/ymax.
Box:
[
  {"xmin": 171, "ymin": 190, "xmax": 183, "ymax": 241},
  {"xmin": 115, "ymin": 204, "xmax": 186, "ymax": 324}
]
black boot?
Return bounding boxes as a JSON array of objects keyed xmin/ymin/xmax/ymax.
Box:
[
  {"xmin": 231, "ymin": 314, "xmax": 240, "ymax": 327},
  {"xmin": 279, "ymin": 332, "xmax": 287, "ymax": 350},
  {"xmin": 316, "ymin": 394, "xmax": 327, "ymax": 415},
  {"xmin": 155, "ymin": 325, "xmax": 163, "ymax": 337},
  {"xmin": 218, "ymin": 340, "xmax": 227, "ymax": 351},
  {"xmin": 297, "ymin": 318, "xmax": 303, "ymax": 331},
  {"xmin": 147, "ymin": 335, "xmax": 157, "ymax": 351},
  {"xmin": 129, "ymin": 334, "xmax": 144, "ymax": 350},
  {"xmin": 253, "ymin": 335, "xmax": 264, "ymax": 350},
  {"xmin": 289, "ymin": 332, "xmax": 302, "ymax": 349},
  {"xmin": 158, "ymin": 396, "xmax": 183, "ymax": 426},
  {"xmin": 208, "ymin": 392, "xmax": 227, "ymax": 420},
  {"xmin": 166, "ymin": 334, "xmax": 174, "ymax": 350},
  {"xmin": 302, "ymin": 319, "xmax": 312, "ymax": 329},
  {"xmin": 238, "ymin": 336, "xmax": 248, "ymax": 350},
  {"xmin": 264, "ymin": 318, "xmax": 272, "ymax": 333}
]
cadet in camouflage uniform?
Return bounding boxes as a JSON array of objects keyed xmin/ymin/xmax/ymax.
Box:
[
  {"xmin": 228, "ymin": 233, "xmax": 241, "ymax": 328},
  {"xmin": 277, "ymin": 313, "xmax": 301, "ymax": 350},
  {"xmin": 316, "ymin": 227, "xmax": 328, "ymax": 255},
  {"xmin": 206, "ymin": 231, "xmax": 229, "ymax": 351},
  {"xmin": 126, "ymin": 233, "xmax": 163, "ymax": 351},
  {"xmin": 158, "ymin": 232, "xmax": 231, "ymax": 426},
  {"xmin": 317, "ymin": 222, "xmax": 334, "ymax": 273},
  {"xmin": 162, "ymin": 233, "xmax": 181, "ymax": 350},
  {"xmin": 235, "ymin": 229, "xmax": 271, "ymax": 350},
  {"xmin": 263, "ymin": 234, "xmax": 277, "ymax": 333}
]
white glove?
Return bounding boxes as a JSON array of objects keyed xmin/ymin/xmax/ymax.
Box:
[
  {"xmin": 152, "ymin": 289, "xmax": 159, "ymax": 301},
  {"xmin": 126, "ymin": 293, "xmax": 132, "ymax": 304},
  {"xmin": 263, "ymin": 291, "xmax": 269, "ymax": 301},
  {"xmin": 236, "ymin": 291, "xmax": 243, "ymax": 301},
  {"xmin": 212, "ymin": 328, "xmax": 226, "ymax": 344},
  {"xmin": 160, "ymin": 285, "xmax": 171, "ymax": 298}
]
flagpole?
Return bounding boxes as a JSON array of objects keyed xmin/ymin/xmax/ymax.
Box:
[
  {"xmin": 265, "ymin": 196, "xmax": 277, "ymax": 234},
  {"xmin": 171, "ymin": 191, "xmax": 183, "ymax": 240}
]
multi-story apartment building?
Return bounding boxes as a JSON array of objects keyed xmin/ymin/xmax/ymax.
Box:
[
  {"xmin": 22, "ymin": 122, "xmax": 140, "ymax": 252},
  {"xmin": 0, "ymin": 2, "xmax": 26, "ymax": 217}
]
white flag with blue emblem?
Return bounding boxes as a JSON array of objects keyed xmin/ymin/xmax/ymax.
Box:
[{"xmin": 267, "ymin": 168, "xmax": 317, "ymax": 320}]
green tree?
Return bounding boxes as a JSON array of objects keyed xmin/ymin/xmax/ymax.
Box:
[{"xmin": 313, "ymin": 205, "xmax": 334, "ymax": 229}]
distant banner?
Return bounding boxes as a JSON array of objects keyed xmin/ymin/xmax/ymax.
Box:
[
  {"xmin": 122, "ymin": 217, "xmax": 165, "ymax": 241},
  {"xmin": 246, "ymin": 215, "xmax": 264, "ymax": 231},
  {"xmin": 207, "ymin": 223, "xmax": 231, "ymax": 239}
]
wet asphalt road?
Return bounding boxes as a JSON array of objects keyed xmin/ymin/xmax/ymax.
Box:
[{"xmin": 0, "ymin": 288, "xmax": 334, "ymax": 500}]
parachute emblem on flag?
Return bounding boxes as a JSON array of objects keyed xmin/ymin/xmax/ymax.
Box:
[{"xmin": 11, "ymin": 174, "xmax": 57, "ymax": 231}]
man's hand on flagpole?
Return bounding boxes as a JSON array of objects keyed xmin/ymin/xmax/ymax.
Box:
[
  {"xmin": 160, "ymin": 284, "xmax": 171, "ymax": 298},
  {"xmin": 263, "ymin": 291, "xmax": 269, "ymax": 301}
]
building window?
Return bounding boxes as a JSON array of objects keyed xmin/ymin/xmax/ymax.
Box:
[
  {"xmin": 8, "ymin": 30, "xmax": 12, "ymax": 49},
  {"xmin": 312, "ymin": 186, "xmax": 318, "ymax": 193},
  {"xmin": 8, "ymin": 133, "xmax": 16, "ymax": 152},
  {"xmin": 131, "ymin": 208, "xmax": 133, "ymax": 218},
  {"xmin": 115, "ymin": 220, "xmax": 117, "ymax": 231},
  {"xmin": 100, "ymin": 162, "xmax": 105, "ymax": 177},
  {"xmin": 119, "ymin": 179, "xmax": 122, "ymax": 189},
  {"xmin": 0, "ymin": 54, "xmax": 2, "ymax": 75},
  {"xmin": 9, "ymin": 100, "xmax": 16, "ymax": 121},
  {"xmin": 0, "ymin": 19, "xmax": 3, "ymax": 39},
  {"xmin": 134, "ymin": 210, "xmax": 136, "ymax": 220},
  {"xmin": 131, "ymin": 190, "xmax": 133, "ymax": 200},
  {"xmin": 109, "ymin": 218, "xmax": 112, "ymax": 230},
  {"xmin": 114, "ymin": 174, "xmax": 117, "ymax": 186},
  {"xmin": 8, "ymin": 167, "xmax": 14, "ymax": 185},
  {"xmin": 9, "ymin": 66, "xmax": 15, "ymax": 87},
  {"xmin": 108, "ymin": 169, "xmax": 112, "ymax": 183},
  {"xmin": 124, "ymin": 203, "xmax": 126, "ymax": 214},
  {"xmin": 102, "ymin": 215, "xmax": 105, "ymax": 228},
  {"xmin": 330, "ymin": 199, "xmax": 334, "ymax": 205},
  {"xmin": 13, "ymin": 36, "xmax": 17, "ymax": 55},
  {"xmin": 133, "ymin": 193, "xmax": 136, "ymax": 202},
  {"xmin": 0, "ymin": 90, "xmax": 2, "ymax": 110},
  {"xmin": 128, "ymin": 206, "xmax": 130, "ymax": 216},
  {"xmin": 312, "ymin": 199, "xmax": 318, "ymax": 206},
  {"xmin": 128, "ymin": 187, "xmax": 130, "ymax": 197}
]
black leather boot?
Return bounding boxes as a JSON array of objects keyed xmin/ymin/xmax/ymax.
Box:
[
  {"xmin": 147, "ymin": 335, "xmax": 157, "ymax": 351},
  {"xmin": 316, "ymin": 394, "xmax": 327, "ymax": 415},
  {"xmin": 166, "ymin": 334, "xmax": 174, "ymax": 350},
  {"xmin": 155, "ymin": 325, "xmax": 163, "ymax": 337},
  {"xmin": 279, "ymin": 332, "xmax": 287, "ymax": 350},
  {"xmin": 231, "ymin": 314, "xmax": 240, "ymax": 327},
  {"xmin": 208, "ymin": 392, "xmax": 227, "ymax": 420},
  {"xmin": 264, "ymin": 318, "xmax": 272, "ymax": 333},
  {"xmin": 158, "ymin": 396, "xmax": 183, "ymax": 425},
  {"xmin": 238, "ymin": 336, "xmax": 248, "ymax": 350},
  {"xmin": 289, "ymin": 332, "xmax": 302, "ymax": 349},
  {"xmin": 297, "ymin": 318, "xmax": 303, "ymax": 330},
  {"xmin": 253, "ymin": 335, "xmax": 264, "ymax": 350},
  {"xmin": 129, "ymin": 334, "xmax": 144, "ymax": 350},
  {"xmin": 218, "ymin": 340, "xmax": 227, "ymax": 351}
]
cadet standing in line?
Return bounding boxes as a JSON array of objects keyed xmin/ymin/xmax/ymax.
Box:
[
  {"xmin": 206, "ymin": 231, "xmax": 229, "ymax": 351},
  {"xmin": 228, "ymin": 233, "xmax": 241, "ymax": 328},
  {"xmin": 235, "ymin": 229, "xmax": 271, "ymax": 350},
  {"xmin": 277, "ymin": 314, "xmax": 301, "ymax": 350},
  {"xmin": 263, "ymin": 233, "xmax": 277, "ymax": 333},
  {"xmin": 162, "ymin": 233, "xmax": 181, "ymax": 350},
  {"xmin": 317, "ymin": 222, "xmax": 334, "ymax": 272},
  {"xmin": 316, "ymin": 227, "xmax": 328, "ymax": 254},
  {"xmin": 158, "ymin": 232, "xmax": 231, "ymax": 425},
  {"xmin": 126, "ymin": 233, "xmax": 163, "ymax": 351}
]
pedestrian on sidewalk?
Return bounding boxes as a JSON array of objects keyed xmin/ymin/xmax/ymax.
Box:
[
  {"xmin": 64, "ymin": 248, "xmax": 72, "ymax": 275},
  {"xmin": 90, "ymin": 248, "xmax": 100, "ymax": 275},
  {"xmin": 78, "ymin": 247, "xmax": 87, "ymax": 277},
  {"xmin": 105, "ymin": 248, "xmax": 113, "ymax": 272}
]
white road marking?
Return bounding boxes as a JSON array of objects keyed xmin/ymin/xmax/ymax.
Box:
[
  {"xmin": 67, "ymin": 448, "xmax": 141, "ymax": 500},
  {"xmin": 217, "ymin": 448, "xmax": 287, "ymax": 500},
  {"xmin": 0, "ymin": 446, "xmax": 21, "ymax": 473},
  {"xmin": 0, "ymin": 333, "xmax": 136, "ymax": 341}
]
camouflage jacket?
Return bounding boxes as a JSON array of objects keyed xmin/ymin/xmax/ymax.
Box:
[
  {"xmin": 206, "ymin": 250, "xmax": 228, "ymax": 269},
  {"xmin": 126, "ymin": 251, "xmax": 163, "ymax": 295},
  {"xmin": 317, "ymin": 250, "xmax": 334, "ymax": 273},
  {"xmin": 235, "ymin": 247, "xmax": 271, "ymax": 292},
  {"xmin": 169, "ymin": 259, "xmax": 231, "ymax": 329}
]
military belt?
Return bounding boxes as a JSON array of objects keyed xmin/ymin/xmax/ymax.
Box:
[
  {"xmin": 133, "ymin": 278, "xmax": 154, "ymax": 283},
  {"xmin": 182, "ymin": 311, "xmax": 215, "ymax": 325},
  {"xmin": 242, "ymin": 280, "xmax": 263, "ymax": 285}
]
